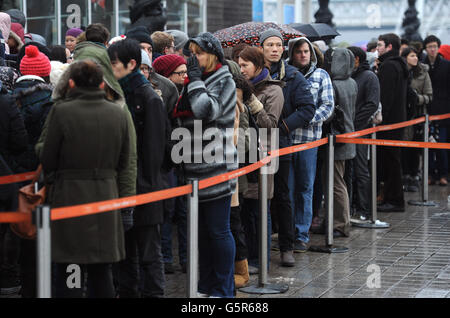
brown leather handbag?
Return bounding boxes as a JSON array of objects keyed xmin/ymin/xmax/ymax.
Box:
[{"xmin": 10, "ymin": 165, "xmax": 46, "ymax": 240}]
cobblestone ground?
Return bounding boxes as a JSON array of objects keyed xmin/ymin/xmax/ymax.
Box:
[{"xmin": 165, "ymin": 185, "xmax": 450, "ymax": 298}]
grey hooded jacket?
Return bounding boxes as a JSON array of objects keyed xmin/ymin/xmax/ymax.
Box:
[{"xmin": 330, "ymin": 48, "xmax": 358, "ymax": 161}]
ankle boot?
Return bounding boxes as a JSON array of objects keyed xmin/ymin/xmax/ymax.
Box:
[{"xmin": 234, "ymin": 259, "xmax": 249, "ymax": 288}]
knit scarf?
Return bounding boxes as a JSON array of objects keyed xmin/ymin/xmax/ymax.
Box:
[
  {"xmin": 250, "ymin": 67, "xmax": 269, "ymax": 85},
  {"xmin": 118, "ymin": 70, "xmax": 150, "ymax": 119},
  {"xmin": 172, "ymin": 63, "xmax": 223, "ymax": 119}
]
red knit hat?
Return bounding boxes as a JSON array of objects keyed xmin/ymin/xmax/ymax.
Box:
[
  {"xmin": 438, "ymin": 44, "xmax": 450, "ymax": 61},
  {"xmin": 152, "ymin": 54, "xmax": 186, "ymax": 78},
  {"xmin": 20, "ymin": 45, "xmax": 51, "ymax": 77}
]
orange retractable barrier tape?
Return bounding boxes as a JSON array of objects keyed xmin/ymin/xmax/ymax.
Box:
[
  {"xmin": 336, "ymin": 137, "xmax": 450, "ymax": 150},
  {"xmin": 0, "ymin": 212, "xmax": 31, "ymax": 223},
  {"xmin": 0, "ymin": 171, "xmax": 39, "ymax": 185}
]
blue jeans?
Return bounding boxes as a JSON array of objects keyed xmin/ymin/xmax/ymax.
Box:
[
  {"xmin": 429, "ymin": 126, "xmax": 448, "ymax": 179},
  {"xmin": 161, "ymin": 170, "xmax": 187, "ymax": 266},
  {"xmin": 241, "ymin": 198, "xmax": 271, "ymax": 269},
  {"xmin": 198, "ymin": 195, "xmax": 235, "ymax": 298},
  {"xmin": 289, "ymin": 147, "xmax": 318, "ymax": 243}
]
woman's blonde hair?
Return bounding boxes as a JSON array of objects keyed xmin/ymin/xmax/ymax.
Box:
[{"xmin": 189, "ymin": 42, "xmax": 218, "ymax": 73}]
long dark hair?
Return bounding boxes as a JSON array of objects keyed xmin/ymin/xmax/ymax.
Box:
[{"xmin": 401, "ymin": 46, "xmax": 422, "ymax": 78}]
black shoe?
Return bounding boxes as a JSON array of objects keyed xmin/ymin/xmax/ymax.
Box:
[
  {"xmin": 293, "ymin": 240, "xmax": 308, "ymax": 253},
  {"xmin": 280, "ymin": 251, "xmax": 295, "ymax": 267},
  {"xmin": 271, "ymin": 243, "xmax": 280, "ymax": 251},
  {"xmin": 0, "ymin": 277, "xmax": 21, "ymax": 296},
  {"xmin": 333, "ymin": 230, "xmax": 346, "ymax": 238},
  {"xmin": 164, "ymin": 263, "xmax": 175, "ymax": 274},
  {"xmin": 180, "ymin": 263, "xmax": 187, "ymax": 273},
  {"xmin": 377, "ymin": 202, "xmax": 405, "ymax": 212}
]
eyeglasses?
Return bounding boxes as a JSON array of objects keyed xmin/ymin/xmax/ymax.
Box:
[
  {"xmin": 426, "ymin": 44, "xmax": 438, "ymax": 50},
  {"xmin": 172, "ymin": 71, "xmax": 187, "ymax": 76},
  {"xmin": 140, "ymin": 66, "xmax": 150, "ymax": 73}
]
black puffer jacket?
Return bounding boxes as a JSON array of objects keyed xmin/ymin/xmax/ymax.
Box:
[
  {"xmin": 0, "ymin": 83, "xmax": 28, "ymax": 168},
  {"xmin": 12, "ymin": 76, "xmax": 53, "ymax": 172}
]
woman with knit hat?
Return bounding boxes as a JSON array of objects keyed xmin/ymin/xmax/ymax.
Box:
[
  {"xmin": 65, "ymin": 27, "xmax": 83, "ymax": 53},
  {"xmin": 173, "ymin": 32, "xmax": 237, "ymax": 297},
  {"xmin": 11, "ymin": 44, "xmax": 53, "ymax": 298}
]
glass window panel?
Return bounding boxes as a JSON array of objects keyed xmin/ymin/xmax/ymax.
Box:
[
  {"xmin": 60, "ymin": 0, "xmax": 88, "ymax": 44},
  {"xmin": 91, "ymin": 0, "xmax": 115, "ymax": 37},
  {"xmin": 118, "ymin": 0, "xmax": 133, "ymax": 35},
  {"xmin": 166, "ymin": 0, "xmax": 186, "ymax": 32},
  {"xmin": 187, "ymin": 0, "xmax": 201, "ymax": 37},
  {"xmin": 0, "ymin": 0, "xmax": 21, "ymax": 11},
  {"xmin": 26, "ymin": 0, "xmax": 57, "ymax": 45}
]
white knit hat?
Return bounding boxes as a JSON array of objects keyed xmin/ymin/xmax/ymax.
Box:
[{"xmin": 50, "ymin": 60, "xmax": 69, "ymax": 86}]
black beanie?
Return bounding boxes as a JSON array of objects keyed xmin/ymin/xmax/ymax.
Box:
[
  {"xmin": 188, "ymin": 32, "xmax": 225, "ymax": 64},
  {"xmin": 126, "ymin": 26, "xmax": 154, "ymax": 48}
]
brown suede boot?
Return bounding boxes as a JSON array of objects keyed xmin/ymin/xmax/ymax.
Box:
[{"xmin": 234, "ymin": 259, "xmax": 249, "ymax": 288}]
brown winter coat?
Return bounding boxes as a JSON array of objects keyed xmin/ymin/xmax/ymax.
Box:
[
  {"xmin": 243, "ymin": 71, "xmax": 284, "ymax": 200},
  {"xmin": 41, "ymin": 87, "xmax": 132, "ymax": 264}
]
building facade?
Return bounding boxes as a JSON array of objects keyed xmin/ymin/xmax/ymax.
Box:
[{"xmin": 0, "ymin": 0, "xmax": 252, "ymax": 45}]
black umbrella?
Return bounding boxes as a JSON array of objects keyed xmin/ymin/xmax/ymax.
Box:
[{"xmin": 289, "ymin": 23, "xmax": 340, "ymax": 42}]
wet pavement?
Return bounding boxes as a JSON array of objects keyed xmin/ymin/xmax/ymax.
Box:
[{"xmin": 165, "ymin": 184, "xmax": 450, "ymax": 298}]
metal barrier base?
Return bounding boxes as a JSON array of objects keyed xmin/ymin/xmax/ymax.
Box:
[
  {"xmin": 239, "ymin": 283, "xmax": 289, "ymax": 295},
  {"xmin": 408, "ymin": 200, "xmax": 438, "ymax": 207},
  {"xmin": 309, "ymin": 245, "xmax": 348, "ymax": 253},
  {"xmin": 351, "ymin": 220, "xmax": 390, "ymax": 228}
]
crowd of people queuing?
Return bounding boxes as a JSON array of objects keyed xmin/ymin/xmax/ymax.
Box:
[{"xmin": 0, "ymin": 8, "xmax": 449, "ymax": 298}]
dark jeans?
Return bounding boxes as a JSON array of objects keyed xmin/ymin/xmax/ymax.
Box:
[
  {"xmin": 312, "ymin": 156, "xmax": 324, "ymax": 218},
  {"xmin": 380, "ymin": 140, "xmax": 405, "ymax": 206},
  {"xmin": 161, "ymin": 170, "xmax": 187, "ymax": 266},
  {"xmin": 230, "ymin": 194, "xmax": 248, "ymax": 261},
  {"xmin": 272, "ymin": 160, "xmax": 294, "ymax": 252},
  {"xmin": 352, "ymin": 144, "xmax": 371, "ymax": 214},
  {"xmin": 54, "ymin": 263, "xmax": 115, "ymax": 298},
  {"xmin": 198, "ymin": 195, "xmax": 235, "ymax": 298},
  {"xmin": 19, "ymin": 238, "xmax": 36, "ymax": 298},
  {"xmin": 0, "ymin": 224, "xmax": 20, "ymax": 287},
  {"xmin": 429, "ymin": 126, "xmax": 448, "ymax": 179},
  {"xmin": 241, "ymin": 198, "xmax": 271, "ymax": 269},
  {"xmin": 113, "ymin": 228, "xmax": 139, "ymax": 298}
]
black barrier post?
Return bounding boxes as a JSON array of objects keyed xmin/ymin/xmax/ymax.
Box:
[
  {"xmin": 310, "ymin": 135, "xmax": 348, "ymax": 253},
  {"xmin": 186, "ymin": 179, "xmax": 199, "ymax": 298},
  {"xmin": 408, "ymin": 114, "xmax": 438, "ymax": 206},
  {"xmin": 352, "ymin": 124, "xmax": 390, "ymax": 228},
  {"xmin": 35, "ymin": 205, "xmax": 51, "ymax": 298},
  {"xmin": 240, "ymin": 152, "xmax": 289, "ymax": 295}
]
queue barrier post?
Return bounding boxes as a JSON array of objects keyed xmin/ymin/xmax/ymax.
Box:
[
  {"xmin": 35, "ymin": 205, "xmax": 51, "ymax": 298},
  {"xmin": 186, "ymin": 179, "xmax": 199, "ymax": 298},
  {"xmin": 352, "ymin": 124, "xmax": 390, "ymax": 228},
  {"xmin": 408, "ymin": 114, "xmax": 438, "ymax": 206},
  {"xmin": 310, "ymin": 134, "xmax": 348, "ymax": 253},
  {"xmin": 240, "ymin": 152, "xmax": 289, "ymax": 295}
]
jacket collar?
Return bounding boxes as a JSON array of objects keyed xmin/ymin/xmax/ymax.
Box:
[
  {"xmin": 66, "ymin": 87, "xmax": 107, "ymax": 100},
  {"xmin": 16, "ymin": 75, "xmax": 45, "ymax": 83}
]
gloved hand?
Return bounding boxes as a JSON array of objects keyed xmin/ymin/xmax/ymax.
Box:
[
  {"xmin": 247, "ymin": 94, "xmax": 263, "ymax": 115},
  {"xmin": 186, "ymin": 55, "xmax": 202, "ymax": 82},
  {"xmin": 121, "ymin": 207, "xmax": 134, "ymax": 232}
]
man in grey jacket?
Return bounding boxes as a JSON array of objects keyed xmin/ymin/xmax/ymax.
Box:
[
  {"xmin": 347, "ymin": 46, "xmax": 380, "ymax": 220},
  {"xmin": 326, "ymin": 48, "xmax": 358, "ymax": 237}
]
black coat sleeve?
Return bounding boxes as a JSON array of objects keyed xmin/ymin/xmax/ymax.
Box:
[{"xmin": 6, "ymin": 95, "xmax": 28, "ymax": 154}]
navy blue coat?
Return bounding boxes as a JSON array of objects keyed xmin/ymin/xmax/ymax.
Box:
[{"xmin": 271, "ymin": 60, "xmax": 316, "ymax": 155}]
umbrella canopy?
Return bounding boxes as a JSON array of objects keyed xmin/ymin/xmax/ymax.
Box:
[
  {"xmin": 213, "ymin": 22, "xmax": 304, "ymax": 48},
  {"xmin": 289, "ymin": 23, "xmax": 340, "ymax": 42}
]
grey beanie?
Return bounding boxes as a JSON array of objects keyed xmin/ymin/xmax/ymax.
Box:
[
  {"xmin": 259, "ymin": 28, "xmax": 283, "ymax": 46},
  {"xmin": 166, "ymin": 29, "xmax": 188, "ymax": 51},
  {"xmin": 189, "ymin": 32, "xmax": 225, "ymax": 64}
]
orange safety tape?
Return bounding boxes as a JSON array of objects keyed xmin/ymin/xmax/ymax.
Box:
[
  {"xmin": 338, "ymin": 117, "xmax": 426, "ymax": 139},
  {"xmin": 51, "ymin": 184, "xmax": 192, "ymax": 221},
  {"xmin": 429, "ymin": 113, "xmax": 450, "ymax": 122},
  {"xmin": 199, "ymin": 157, "xmax": 270, "ymax": 190},
  {"xmin": 0, "ymin": 212, "xmax": 30, "ymax": 223},
  {"xmin": 269, "ymin": 137, "xmax": 328, "ymax": 158},
  {"xmin": 336, "ymin": 137, "xmax": 450, "ymax": 150},
  {"xmin": 0, "ymin": 171, "xmax": 38, "ymax": 185}
]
